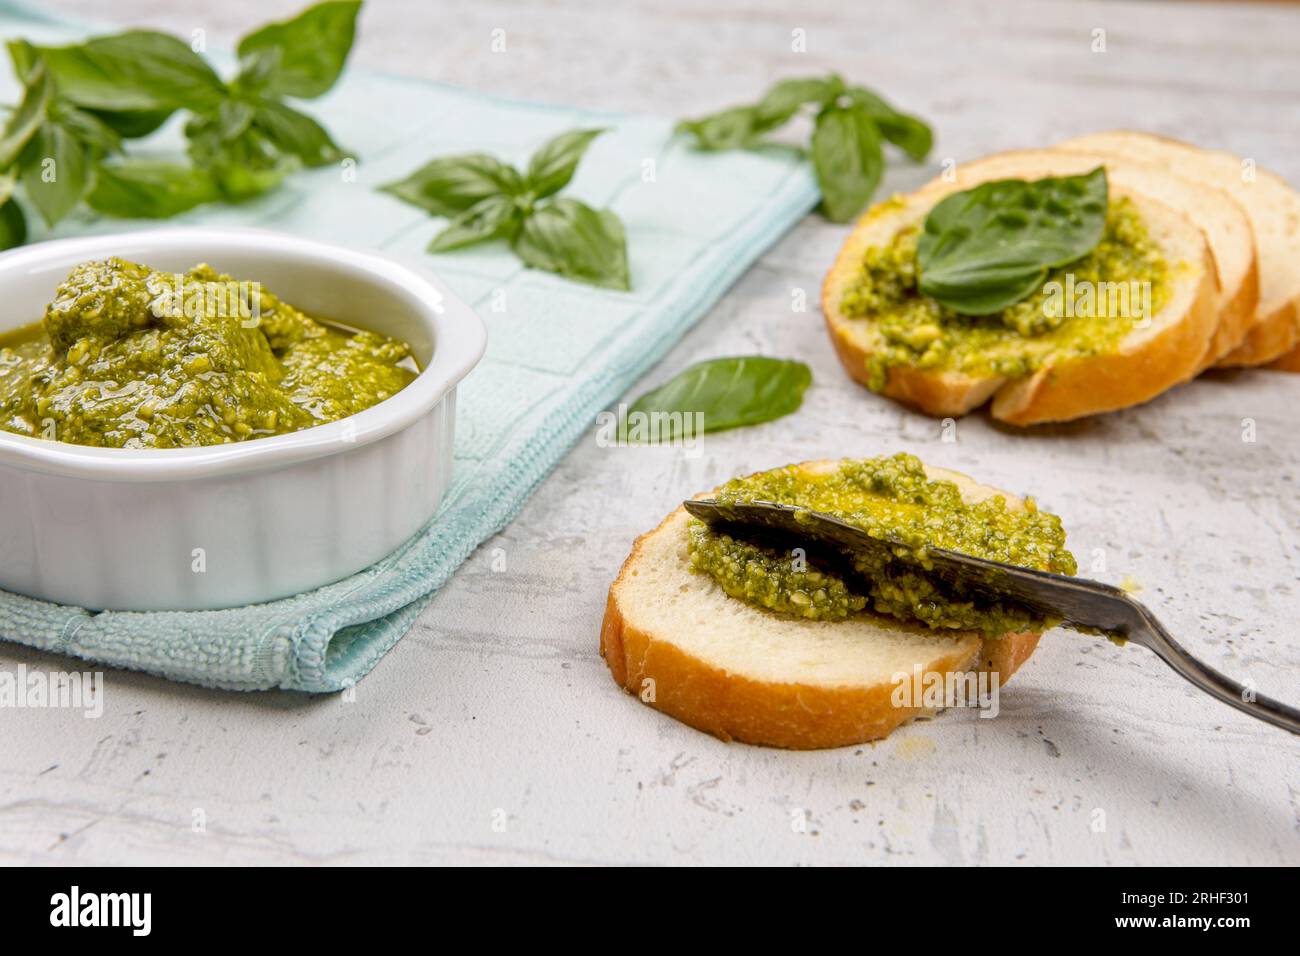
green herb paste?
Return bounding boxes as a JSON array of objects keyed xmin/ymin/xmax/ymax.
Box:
[
  {"xmin": 0, "ymin": 258, "xmax": 417, "ymax": 448},
  {"xmin": 687, "ymin": 453, "xmax": 1076, "ymax": 635},
  {"xmin": 838, "ymin": 198, "xmax": 1171, "ymax": 390}
]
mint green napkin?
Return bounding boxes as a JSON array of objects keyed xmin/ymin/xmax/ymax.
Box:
[{"xmin": 0, "ymin": 2, "xmax": 819, "ymax": 690}]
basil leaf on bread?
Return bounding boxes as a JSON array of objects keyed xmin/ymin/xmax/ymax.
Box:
[
  {"xmin": 916, "ymin": 167, "xmax": 1109, "ymax": 315},
  {"xmin": 820, "ymin": 149, "xmax": 1221, "ymax": 425}
]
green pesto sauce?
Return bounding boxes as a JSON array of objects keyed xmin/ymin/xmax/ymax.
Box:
[
  {"xmin": 0, "ymin": 258, "xmax": 417, "ymax": 449},
  {"xmin": 838, "ymin": 198, "xmax": 1172, "ymax": 390},
  {"xmin": 687, "ymin": 453, "xmax": 1077, "ymax": 636}
]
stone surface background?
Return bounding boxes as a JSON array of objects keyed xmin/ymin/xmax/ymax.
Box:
[{"xmin": 1, "ymin": 0, "xmax": 1296, "ymax": 865}]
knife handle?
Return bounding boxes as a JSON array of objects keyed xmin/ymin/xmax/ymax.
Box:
[{"xmin": 1127, "ymin": 599, "xmax": 1300, "ymax": 736}]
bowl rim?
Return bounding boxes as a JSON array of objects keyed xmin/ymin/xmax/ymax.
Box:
[{"xmin": 0, "ymin": 227, "xmax": 486, "ymax": 482}]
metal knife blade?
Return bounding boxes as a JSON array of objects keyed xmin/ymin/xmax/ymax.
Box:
[
  {"xmin": 683, "ymin": 497, "xmax": 1142, "ymax": 636},
  {"xmin": 682, "ymin": 497, "xmax": 1300, "ymax": 735}
]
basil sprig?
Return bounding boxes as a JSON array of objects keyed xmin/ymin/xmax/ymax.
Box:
[
  {"xmin": 0, "ymin": 1, "xmax": 359, "ymax": 246},
  {"xmin": 0, "ymin": 51, "xmax": 119, "ymax": 235},
  {"xmin": 676, "ymin": 74, "xmax": 932, "ymax": 223},
  {"xmin": 381, "ymin": 129, "xmax": 630, "ymax": 290},
  {"xmin": 917, "ymin": 167, "xmax": 1109, "ymax": 315},
  {"xmin": 625, "ymin": 356, "xmax": 812, "ymax": 439}
]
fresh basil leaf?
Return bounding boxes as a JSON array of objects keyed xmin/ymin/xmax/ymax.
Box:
[
  {"xmin": 677, "ymin": 75, "xmax": 845, "ymax": 152},
  {"xmin": 50, "ymin": 104, "xmax": 121, "ymax": 156},
  {"xmin": 217, "ymin": 99, "xmax": 256, "ymax": 141},
  {"xmin": 236, "ymin": 0, "xmax": 361, "ymax": 99},
  {"xmin": 19, "ymin": 122, "xmax": 90, "ymax": 226},
  {"xmin": 214, "ymin": 155, "xmax": 297, "ymax": 201},
  {"xmin": 428, "ymin": 194, "xmax": 521, "ymax": 252},
  {"xmin": 84, "ymin": 107, "xmax": 174, "ymax": 139},
  {"xmin": 675, "ymin": 106, "xmax": 763, "ymax": 151},
  {"xmin": 627, "ymin": 356, "xmax": 812, "ymax": 438},
  {"xmin": 35, "ymin": 32, "xmax": 226, "ymax": 112},
  {"xmin": 526, "ymin": 128, "xmax": 604, "ymax": 199},
  {"xmin": 916, "ymin": 167, "xmax": 1109, "ymax": 315},
  {"xmin": 754, "ymin": 74, "xmax": 843, "ymax": 127},
  {"xmin": 674, "ymin": 76, "xmax": 934, "ymax": 225},
  {"xmin": 848, "ymin": 87, "xmax": 932, "ymax": 162},
  {"xmin": 234, "ymin": 47, "xmax": 282, "ymax": 95},
  {"xmin": 214, "ymin": 140, "xmax": 298, "ymax": 201},
  {"xmin": 512, "ymin": 197, "xmax": 630, "ymax": 290},
  {"xmin": 875, "ymin": 113, "xmax": 933, "ymax": 163},
  {"xmin": 86, "ymin": 160, "xmax": 220, "ymax": 218},
  {"xmin": 811, "ymin": 103, "xmax": 883, "ymax": 223},
  {"xmin": 5, "ymin": 39, "xmax": 37, "ymax": 81},
  {"xmin": 0, "ymin": 59, "xmax": 51, "ymax": 168},
  {"xmin": 186, "ymin": 116, "xmax": 296, "ymax": 201},
  {"xmin": 251, "ymin": 100, "xmax": 346, "ymax": 166},
  {"xmin": 380, "ymin": 153, "xmax": 524, "ymax": 217},
  {"xmin": 183, "ymin": 112, "xmax": 224, "ymax": 164},
  {"xmin": 0, "ymin": 195, "xmax": 26, "ymax": 249}
]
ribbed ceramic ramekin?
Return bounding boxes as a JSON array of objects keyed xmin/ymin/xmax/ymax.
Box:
[{"xmin": 0, "ymin": 228, "xmax": 486, "ymax": 611}]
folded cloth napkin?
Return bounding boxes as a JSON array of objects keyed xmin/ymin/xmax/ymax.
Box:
[{"xmin": 0, "ymin": 2, "xmax": 819, "ymax": 690}]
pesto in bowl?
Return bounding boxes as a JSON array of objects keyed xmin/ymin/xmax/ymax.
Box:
[{"xmin": 0, "ymin": 257, "xmax": 418, "ymax": 449}]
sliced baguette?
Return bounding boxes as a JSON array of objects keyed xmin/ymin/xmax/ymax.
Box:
[
  {"xmin": 1268, "ymin": 347, "xmax": 1300, "ymax": 373},
  {"xmin": 599, "ymin": 460, "xmax": 1044, "ymax": 750},
  {"xmin": 822, "ymin": 175, "xmax": 1218, "ymax": 424},
  {"xmin": 917, "ymin": 148, "xmax": 1257, "ymax": 367},
  {"xmin": 1058, "ymin": 130, "xmax": 1300, "ymax": 367}
]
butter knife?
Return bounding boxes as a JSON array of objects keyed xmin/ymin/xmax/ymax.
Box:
[{"xmin": 684, "ymin": 497, "xmax": 1300, "ymax": 736}]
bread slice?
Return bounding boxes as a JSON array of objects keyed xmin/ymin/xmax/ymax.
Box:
[
  {"xmin": 599, "ymin": 460, "xmax": 1044, "ymax": 750},
  {"xmin": 1268, "ymin": 347, "xmax": 1300, "ymax": 373},
  {"xmin": 916, "ymin": 148, "xmax": 1257, "ymax": 367},
  {"xmin": 1058, "ymin": 131, "xmax": 1300, "ymax": 367},
  {"xmin": 822, "ymin": 173, "xmax": 1218, "ymax": 424}
]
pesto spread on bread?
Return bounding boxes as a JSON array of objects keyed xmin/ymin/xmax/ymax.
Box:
[
  {"xmin": 838, "ymin": 197, "xmax": 1171, "ymax": 390},
  {"xmin": 0, "ymin": 258, "xmax": 417, "ymax": 448},
  {"xmin": 687, "ymin": 454, "xmax": 1076, "ymax": 635}
]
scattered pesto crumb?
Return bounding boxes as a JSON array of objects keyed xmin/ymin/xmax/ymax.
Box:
[{"xmin": 1118, "ymin": 575, "xmax": 1143, "ymax": 594}]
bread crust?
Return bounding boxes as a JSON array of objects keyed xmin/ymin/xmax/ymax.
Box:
[
  {"xmin": 600, "ymin": 503, "xmax": 1043, "ymax": 750},
  {"xmin": 1208, "ymin": 256, "xmax": 1262, "ymax": 367},
  {"xmin": 992, "ymin": 254, "xmax": 1218, "ymax": 425},
  {"xmin": 823, "ymin": 314, "xmax": 1003, "ymax": 417},
  {"xmin": 1266, "ymin": 340, "xmax": 1300, "ymax": 373},
  {"xmin": 1058, "ymin": 130, "xmax": 1300, "ymax": 367},
  {"xmin": 1219, "ymin": 300, "xmax": 1300, "ymax": 368}
]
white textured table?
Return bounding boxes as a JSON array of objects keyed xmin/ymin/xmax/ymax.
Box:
[{"xmin": 2, "ymin": 0, "xmax": 1297, "ymax": 866}]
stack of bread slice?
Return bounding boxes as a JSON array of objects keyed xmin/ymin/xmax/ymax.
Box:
[
  {"xmin": 821, "ymin": 131, "xmax": 1300, "ymax": 424},
  {"xmin": 1060, "ymin": 132, "xmax": 1300, "ymax": 371}
]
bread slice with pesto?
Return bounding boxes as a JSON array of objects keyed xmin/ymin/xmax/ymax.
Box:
[
  {"xmin": 821, "ymin": 166, "xmax": 1218, "ymax": 424},
  {"xmin": 599, "ymin": 457, "xmax": 1058, "ymax": 750},
  {"xmin": 1057, "ymin": 130, "xmax": 1300, "ymax": 368},
  {"xmin": 916, "ymin": 148, "xmax": 1257, "ymax": 368}
]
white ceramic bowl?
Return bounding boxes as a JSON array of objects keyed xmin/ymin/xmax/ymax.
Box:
[{"xmin": 0, "ymin": 228, "xmax": 485, "ymax": 611}]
